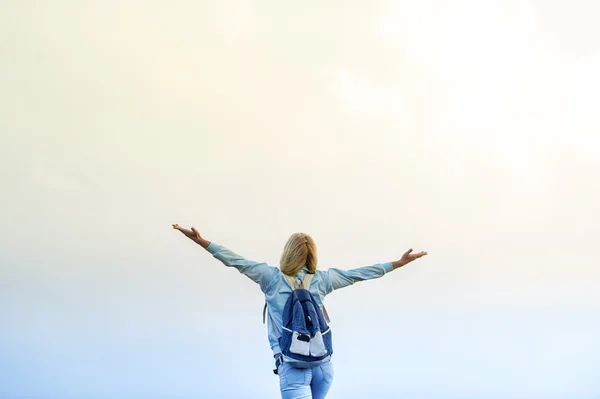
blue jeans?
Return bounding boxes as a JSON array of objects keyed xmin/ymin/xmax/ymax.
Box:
[{"xmin": 278, "ymin": 361, "xmax": 334, "ymax": 399}]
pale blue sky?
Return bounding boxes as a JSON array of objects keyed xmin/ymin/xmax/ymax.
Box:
[{"xmin": 1, "ymin": 1, "xmax": 599, "ymax": 398}]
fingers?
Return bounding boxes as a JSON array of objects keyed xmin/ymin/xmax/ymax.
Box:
[
  {"xmin": 172, "ymin": 224, "xmax": 181, "ymax": 230},
  {"xmin": 404, "ymin": 248, "xmax": 413, "ymax": 256}
]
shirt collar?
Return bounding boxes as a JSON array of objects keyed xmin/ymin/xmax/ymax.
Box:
[{"xmin": 295, "ymin": 265, "xmax": 309, "ymax": 277}]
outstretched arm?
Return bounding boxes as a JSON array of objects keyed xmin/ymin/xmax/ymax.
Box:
[
  {"xmin": 319, "ymin": 248, "xmax": 427, "ymax": 295},
  {"xmin": 172, "ymin": 224, "xmax": 278, "ymax": 293}
]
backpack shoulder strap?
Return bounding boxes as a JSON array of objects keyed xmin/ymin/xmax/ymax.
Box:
[
  {"xmin": 284, "ymin": 274, "xmax": 300, "ymax": 289},
  {"xmin": 322, "ymin": 304, "xmax": 331, "ymax": 323},
  {"xmin": 262, "ymin": 302, "xmax": 282, "ymax": 338},
  {"xmin": 302, "ymin": 273, "xmax": 314, "ymax": 289},
  {"xmin": 267, "ymin": 274, "xmax": 299, "ymax": 325},
  {"xmin": 262, "ymin": 302, "xmax": 268, "ymax": 324},
  {"xmin": 302, "ymin": 273, "xmax": 330, "ymax": 323}
]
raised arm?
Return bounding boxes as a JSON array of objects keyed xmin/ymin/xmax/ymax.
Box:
[
  {"xmin": 172, "ymin": 224, "xmax": 279, "ymax": 293},
  {"xmin": 318, "ymin": 248, "xmax": 427, "ymax": 295}
]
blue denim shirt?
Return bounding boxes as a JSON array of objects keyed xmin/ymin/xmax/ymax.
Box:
[{"xmin": 206, "ymin": 242, "xmax": 394, "ymax": 355}]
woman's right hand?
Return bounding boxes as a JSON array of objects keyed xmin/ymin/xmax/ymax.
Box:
[{"xmin": 172, "ymin": 224, "xmax": 202, "ymax": 243}]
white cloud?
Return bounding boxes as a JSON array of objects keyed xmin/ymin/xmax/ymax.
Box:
[{"xmin": 378, "ymin": 0, "xmax": 600, "ymax": 169}]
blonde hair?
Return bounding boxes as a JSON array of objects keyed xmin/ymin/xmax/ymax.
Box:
[{"xmin": 279, "ymin": 233, "xmax": 318, "ymax": 276}]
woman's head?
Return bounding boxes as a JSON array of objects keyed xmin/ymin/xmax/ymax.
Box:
[{"xmin": 279, "ymin": 232, "xmax": 317, "ymax": 276}]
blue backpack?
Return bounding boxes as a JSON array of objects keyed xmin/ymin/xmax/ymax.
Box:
[{"xmin": 277, "ymin": 274, "xmax": 333, "ymax": 368}]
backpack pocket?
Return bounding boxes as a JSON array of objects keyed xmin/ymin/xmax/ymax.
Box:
[
  {"xmin": 289, "ymin": 331, "xmax": 311, "ymax": 356},
  {"xmin": 309, "ymin": 330, "xmax": 328, "ymax": 357}
]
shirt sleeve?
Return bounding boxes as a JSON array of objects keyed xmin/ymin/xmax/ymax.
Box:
[
  {"xmin": 206, "ymin": 242, "xmax": 279, "ymax": 293},
  {"xmin": 317, "ymin": 262, "xmax": 394, "ymax": 295}
]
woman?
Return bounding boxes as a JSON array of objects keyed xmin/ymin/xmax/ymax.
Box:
[{"xmin": 172, "ymin": 224, "xmax": 427, "ymax": 399}]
